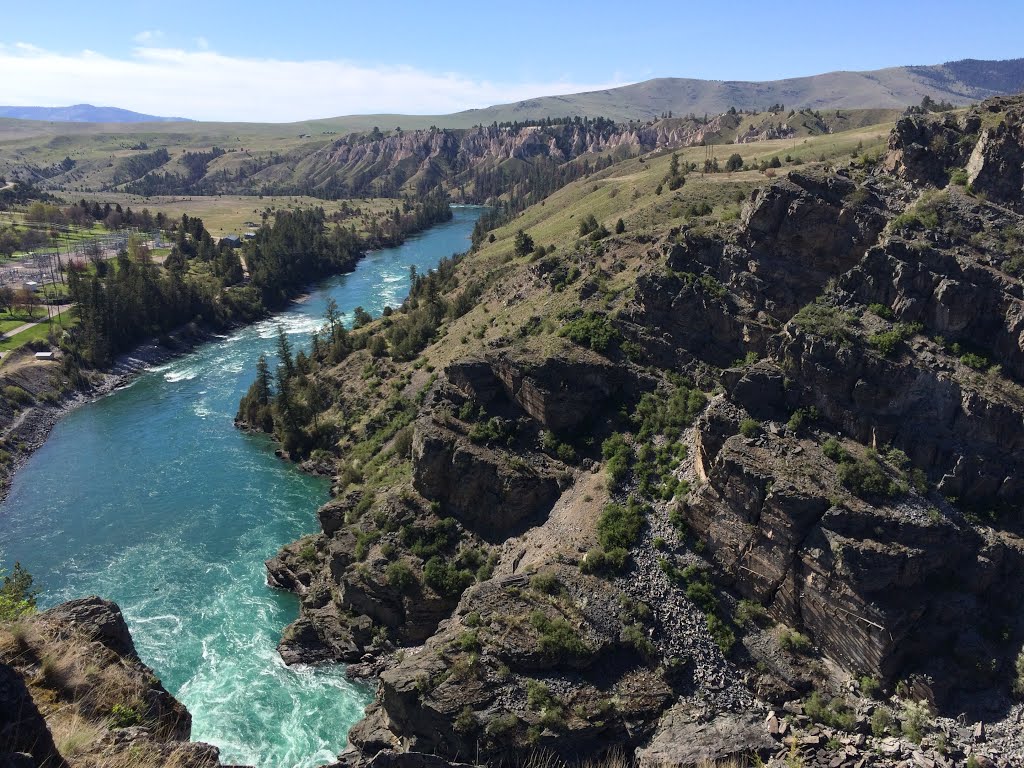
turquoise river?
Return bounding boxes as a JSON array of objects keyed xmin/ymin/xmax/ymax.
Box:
[{"xmin": 0, "ymin": 207, "xmax": 482, "ymax": 768}]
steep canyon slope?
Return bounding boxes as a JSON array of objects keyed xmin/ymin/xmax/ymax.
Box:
[{"xmin": 245, "ymin": 95, "xmax": 1024, "ymax": 768}]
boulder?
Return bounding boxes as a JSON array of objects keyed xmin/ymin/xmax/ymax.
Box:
[
  {"xmin": 412, "ymin": 419, "xmax": 561, "ymax": 541},
  {"xmin": 38, "ymin": 596, "xmax": 137, "ymax": 660},
  {"xmin": 637, "ymin": 703, "xmax": 773, "ymax": 767}
]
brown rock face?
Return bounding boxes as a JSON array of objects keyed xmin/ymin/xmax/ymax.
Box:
[
  {"xmin": 965, "ymin": 113, "xmax": 1024, "ymax": 210},
  {"xmin": 627, "ymin": 168, "xmax": 887, "ymax": 370},
  {"xmin": 350, "ymin": 570, "xmax": 669, "ymax": 764},
  {"xmin": 686, "ymin": 396, "xmax": 1024, "ymax": 694},
  {"xmin": 883, "ymin": 112, "xmax": 979, "ymax": 187},
  {"xmin": 636, "ymin": 704, "xmax": 773, "ymax": 768},
  {"xmin": 38, "ymin": 596, "xmax": 138, "ymax": 661},
  {"xmin": 411, "ymin": 419, "xmax": 561, "ymax": 542},
  {"xmin": 773, "ymin": 328, "xmax": 1024, "ymax": 505},
  {"xmin": 446, "ymin": 349, "xmax": 628, "ymax": 433},
  {"xmin": 841, "ymin": 219, "xmax": 1024, "ymax": 382}
]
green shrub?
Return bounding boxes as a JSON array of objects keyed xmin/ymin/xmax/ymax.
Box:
[
  {"xmin": 602, "ymin": 433, "xmax": 633, "ymax": 489},
  {"xmin": 598, "ymin": 497, "xmax": 647, "ymax": 551},
  {"xmin": 354, "ymin": 530, "xmax": 380, "ymax": 561},
  {"xmin": 891, "ymin": 207, "xmax": 940, "ymax": 232},
  {"xmin": 706, "ymin": 613, "xmax": 736, "ymax": 654},
  {"xmin": 530, "ymin": 572, "xmax": 561, "ymax": 595},
  {"xmin": 1013, "ymin": 649, "xmax": 1024, "ymax": 697},
  {"xmin": 822, "ymin": 437, "xmax": 848, "ymax": 463},
  {"xmin": 686, "ymin": 580, "xmax": 716, "ymax": 612},
  {"xmin": 541, "ymin": 429, "xmax": 574, "ymax": 461},
  {"xmin": 526, "ymin": 679, "xmax": 553, "ymax": 710},
  {"xmin": 900, "ymin": 699, "xmax": 933, "ymax": 744},
  {"xmin": 777, "ymin": 626, "xmax": 811, "ymax": 653},
  {"xmin": 698, "ymin": 274, "xmax": 726, "ymax": 298},
  {"xmin": 867, "ymin": 303, "xmax": 894, "ymax": 319},
  {"xmin": 2, "ymin": 386, "xmax": 32, "ymax": 406},
  {"xmin": 739, "ymin": 418, "xmax": 761, "ymax": 438},
  {"xmin": 668, "ymin": 505, "xmax": 688, "ymax": 532},
  {"xmin": 735, "ymin": 599, "xmax": 769, "ymax": 628},
  {"xmin": 960, "ymin": 352, "xmax": 989, "ymax": 370},
  {"xmin": 1004, "ymin": 254, "xmax": 1024, "ymax": 277},
  {"xmin": 804, "ymin": 691, "xmax": 857, "ymax": 732},
  {"xmin": 485, "ymin": 713, "xmax": 519, "ymax": 738},
  {"xmin": 633, "ymin": 381, "xmax": 707, "ymax": 441},
  {"xmin": 870, "ymin": 707, "xmax": 893, "ymax": 736},
  {"xmin": 0, "ymin": 563, "xmax": 37, "ymax": 622},
  {"xmin": 622, "ymin": 623, "xmax": 655, "ymax": 658},
  {"xmin": 949, "ymin": 168, "xmax": 969, "ymax": 186},
  {"xmin": 791, "ymin": 302, "xmax": 855, "ymax": 345},
  {"xmin": 581, "ymin": 498, "xmax": 649, "ymax": 577},
  {"xmin": 468, "ymin": 416, "xmax": 516, "ymax": 446},
  {"xmin": 559, "ymin": 312, "xmax": 619, "ymax": 353},
  {"xmin": 868, "ymin": 322, "xmax": 920, "ymax": 357},
  {"xmin": 401, "ymin": 518, "xmax": 459, "ymax": 559},
  {"xmin": 385, "ymin": 560, "xmax": 417, "ymax": 592},
  {"xmin": 539, "ymin": 707, "xmax": 566, "ymax": 730},
  {"xmin": 529, "ymin": 611, "xmax": 592, "ymax": 660},
  {"xmin": 109, "ymin": 703, "xmax": 143, "ymax": 728},
  {"xmin": 580, "ymin": 546, "xmax": 629, "ymax": 575},
  {"xmin": 859, "ymin": 675, "xmax": 881, "ymax": 698},
  {"xmin": 514, "ymin": 230, "xmax": 534, "ymax": 257},
  {"xmin": 455, "ymin": 706, "xmax": 477, "ymax": 733},
  {"xmin": 839, "ymin": 456, "xmax": 901, "ymax": 499},
  {"xmin": 423, "ymin": 556, "xmax": 474, "ymax": 598}
]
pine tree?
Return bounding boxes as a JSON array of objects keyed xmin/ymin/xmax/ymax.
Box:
[
  {"xmin": 324, "ymin": 297, "xmax": 341, "ymax": 340},
  {"xmin": 254, "ymin": 354, "xmax": 273, "ymax": 404},
  {"xmin": 275, "ymin": 326, "xmax": 294, "ymax": 379},
  {"xmin": 514, "ymin": 229, "xmax": 534, "ymax": 257}
]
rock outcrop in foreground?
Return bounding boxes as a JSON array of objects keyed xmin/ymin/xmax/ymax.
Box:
[
  {"xmin": 0, "ymin": 597, "xmax": 230, "ymax": 768},
  {"xmin": 248, "ymin": 94, "xmax": 1024, "ymax": 768}
]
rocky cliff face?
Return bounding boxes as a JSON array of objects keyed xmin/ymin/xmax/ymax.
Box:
[
  {"xmin": 0, "ymin": 597, "xmax": 230, "ymax": 768},
  {"xmin": 256, "ymin": 94, "xmax": 1024, "ymax": 768}
]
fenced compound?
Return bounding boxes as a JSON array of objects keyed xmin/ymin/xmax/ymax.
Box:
[{"xmin": 0, "ymin": 229, "xmax": 163, "ymax": 291}]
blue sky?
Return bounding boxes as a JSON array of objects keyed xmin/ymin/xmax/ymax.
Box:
[{"xmin": 2, "ymin": 0, "xmax": 1022, "ymax": 121}]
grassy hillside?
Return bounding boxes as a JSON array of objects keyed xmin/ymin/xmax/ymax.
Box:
[
  {"xmin": 454, "ymin": 57, "xmax": 1024, "ymax": 123},
  {"xmin": 414, "ymin": 121, "xmax": 891, "ymax": 369}
]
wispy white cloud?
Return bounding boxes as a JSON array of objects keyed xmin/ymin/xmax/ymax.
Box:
[
  {"xmin": 0, "ymin": 43, "xmax": 628, "ymax": 122},
  {"xmin": 132, "ymin": 30, "xmax": 163, "ymax": 44}
]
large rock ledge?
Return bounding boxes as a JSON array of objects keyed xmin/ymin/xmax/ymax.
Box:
[{"xmin": 1, "ymin": 597, "xmax": 235, "ymax": 768}]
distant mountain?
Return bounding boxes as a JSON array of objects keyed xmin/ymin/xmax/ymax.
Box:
[
  {"xmin": 445, "ymin": 57, "xmax": 1024, "ymax": 124},
  {"xmin": 0, "ymin": 104, "xmax": 191, "ymax": 123}
]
